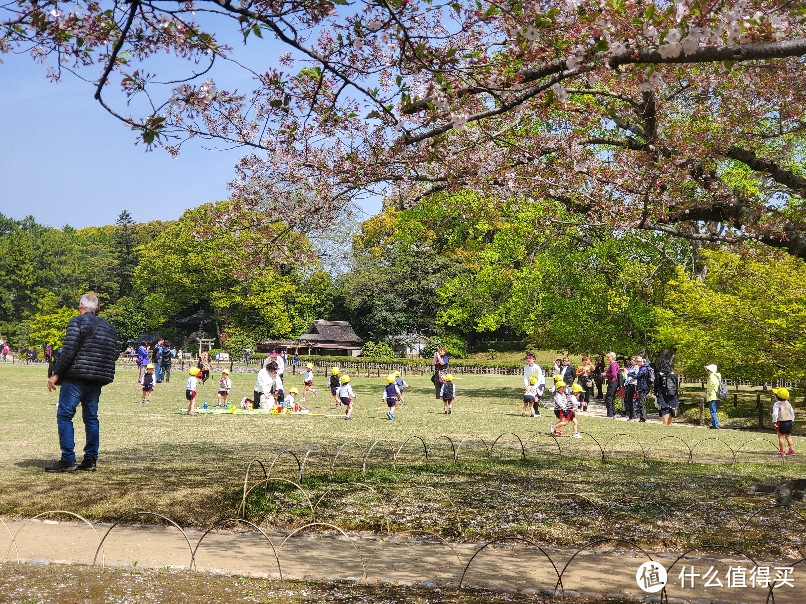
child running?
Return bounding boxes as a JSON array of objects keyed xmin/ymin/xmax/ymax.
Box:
[
  {"xmin": 551, "ymin": 383, "xmax": 582, "ymax": 438},
  {"xmin": 338, "ymin": 374, "xmax": 357, "ymax": 420},
  {"xmin": 141, "ymin": 363, "xmax": 155, "ymax": 404},
  {"xmin": 186, "ymin": 366, "xmax": 199, "ymax": 415},
  {"xmin": 302, "ymin": 362, "xmax": 318, "ymax": 401},
  {"xmin": 329, "ymin": 367, "xmax": 342, "ymax": 407},
  {"xmin": 440, "ymin": 373, "xmax": 456, "ymax": 414},
  {"xmin": 393, "ymin": 370, "xmax": 408, "ymax": 404},
  {"xmin": 382, "ymin": 373, "xmax": 402, "ymax": 420},
  {"xmin": 772, "ymin": 387, "xmax": 796, "ymax": 456},
  {"xmin": 217, "ymin": 369, "xmax": 232, "ymax": 407},
  {"xmin": 564, "ymin": 383, "xmax": 583, "ymax": 438}
]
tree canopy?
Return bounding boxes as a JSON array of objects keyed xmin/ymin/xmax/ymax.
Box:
[
  {"xmin": 4, "ymin": 1, "xmax": 806, "ymax": 258},
  {"xmin": 655, "ymin": 246, "xmax": 806, "ymax": 386}
]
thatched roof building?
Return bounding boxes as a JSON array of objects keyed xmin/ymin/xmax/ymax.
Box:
[{"xmin": 257, "ymin": 320, "xmax": 363, "ymax": 356}]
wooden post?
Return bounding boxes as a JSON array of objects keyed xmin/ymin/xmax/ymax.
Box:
[
  {"xmin": 699, "ymin": 398, "xmax": 704, "ymax": 426},
  {"xmin": 733, "ymin": 393, "xmax": 738, "ymax": 409},
  {"xmin": 757, "ymin": 393, "xmax": 764, "ymax": 428}
]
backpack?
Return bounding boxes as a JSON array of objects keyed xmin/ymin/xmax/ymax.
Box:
[
  {"xmin": 646, "ymin": 365, "xmax": 655, "ymax": 388},
  {"xmin": 662, "ymin": 372, "xmax": 678, "ymax": 397},
  {"xmin": 716, "ymin": 378, "xmax": 728, "ymax": 401}
]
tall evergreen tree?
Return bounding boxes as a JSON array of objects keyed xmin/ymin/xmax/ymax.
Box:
[{"xmin": 114, "ymin": 210, "xmax": 137, "ymax": 298}]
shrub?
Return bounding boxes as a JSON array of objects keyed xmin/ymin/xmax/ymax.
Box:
[{"xmin": 360, "ymin": 341, "xmax": 395, "ymax": 358}]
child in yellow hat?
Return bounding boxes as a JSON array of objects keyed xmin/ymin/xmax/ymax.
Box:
[{"xmin": 772, "ymin": 387, "xmax": 796, "ymax": 456}]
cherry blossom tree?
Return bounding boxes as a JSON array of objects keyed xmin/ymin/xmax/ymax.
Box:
[{"xmin": 4, "ymin": 1, "xmax": 806, "ymax": 257}]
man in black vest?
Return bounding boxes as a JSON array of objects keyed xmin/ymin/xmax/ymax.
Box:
[{"xmin": 45, "ymin": 293, "xmax": 118, "ymax": 473}]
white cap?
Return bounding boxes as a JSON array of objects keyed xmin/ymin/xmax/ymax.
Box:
[{"xmin": 705, "ymin": 364, "xmax": 717, "ymax": 373}]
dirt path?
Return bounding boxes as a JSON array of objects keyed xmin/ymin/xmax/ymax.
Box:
[{"xmin": 1, "ymin": 517, "xmax": 802, "ymax": 603}]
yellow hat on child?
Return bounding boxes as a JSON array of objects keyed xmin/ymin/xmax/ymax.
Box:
[
  {"xmin": 772, "ymin": 387, "xmax": 790, "ymax": 400},
  {"xmin": 571, "ymin": 382, "xmax": 584, "ymax": 393},
  {"xmin": 387, "ymin": 374, "xmax": 396, "ymax": 383}
]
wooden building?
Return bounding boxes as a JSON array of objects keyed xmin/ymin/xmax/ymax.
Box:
[{"xmin": 257, "ymin": 320, "xmax": 363, "ymax": 357}]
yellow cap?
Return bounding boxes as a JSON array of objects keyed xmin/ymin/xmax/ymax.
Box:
[{"xmin": 772, "ymin": 387, "xmax": 790, "ymax": 400}]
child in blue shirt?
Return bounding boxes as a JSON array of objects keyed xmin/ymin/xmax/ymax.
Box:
[{"xmin": 382, "ymin": 374, "xmax": 402, "ymax": 420}]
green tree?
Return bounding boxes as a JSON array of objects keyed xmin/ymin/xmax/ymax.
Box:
[
  {"xmin": 114, "ymin": 210, "xmax": 138, "ymax": 298},
  {"xmin": 133, "ymin": 201, "xmax": 329, "ymax": 342},
  {"xmin": 25, "ymin": 292, "xmax": 77, "ymax": 349},
  {"xmin": 655, "ymin": 247, "xmax": 806, "ymax": 386}
]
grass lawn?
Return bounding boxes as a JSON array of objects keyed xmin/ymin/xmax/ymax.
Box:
[{"xmin": 0, "ymin": 362, "xmax": 804, "ymax": 559}]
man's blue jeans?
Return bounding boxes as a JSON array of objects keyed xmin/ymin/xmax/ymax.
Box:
[
  {"xmin": 57, "ymin": 380, "xmax": 101, "ymax": 462},
  {"xmin": 708, "ymin": 399, "xmax": 720, "ymax": 428}
]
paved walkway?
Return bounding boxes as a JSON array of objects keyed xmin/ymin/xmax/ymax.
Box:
[{"xmin": 1, "ymin": 517, "xmax": 801, "ymax": 603}]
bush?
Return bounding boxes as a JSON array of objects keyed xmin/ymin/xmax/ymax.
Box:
[{"xmin": 360, "ymin": 341, "xmax": 395, "ymax": 358}]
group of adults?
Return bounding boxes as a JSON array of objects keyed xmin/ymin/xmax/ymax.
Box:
[
  {"xmin": 522, "ymin": 352, "xmax": 682, "ymax": 424},
  {"xmin": 134, "ymin": 339, "xmax": 177, "ymax": 384}
]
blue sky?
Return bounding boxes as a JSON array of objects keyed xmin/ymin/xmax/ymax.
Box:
[
  {"xmin": 0, "ymin": 48, "xmax": 381, "ymax": 230},
  {"xmin": 1, "ymin": 52, "xmax": 249, "ymax": 229}
]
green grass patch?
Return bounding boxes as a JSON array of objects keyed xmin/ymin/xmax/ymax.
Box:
[{"xmin": 0, "ymin": 363, "xmax": 803, "ymax": 558}]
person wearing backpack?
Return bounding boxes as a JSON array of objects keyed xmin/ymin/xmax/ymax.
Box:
[
  {"xmin": 655, "ymin": 360, "xmax": 679, "ymax": 425},
  {"xmin": 705, "ymin": 364, "xmax": 721, "ymax": 429}
]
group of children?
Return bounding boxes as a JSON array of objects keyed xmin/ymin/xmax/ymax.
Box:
[
  {"xmin": 184, "ymin": 366, "xmax": 233, "ymax": 415},
  {"xmin": 327, "ymin": 366, "xmax": 416, "ymax": 420}
]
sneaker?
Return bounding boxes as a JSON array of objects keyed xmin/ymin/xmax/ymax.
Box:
[
  {"xmin": 345, "ymin": 416, "xmax": 352, "ymax": 420},
  {"xmin": 390, "ymin": 413, "xmax": 395, "ymax": 420},
  {"xmin": 448, "ymin": 408, "xmax": 452, "ymax": 414},
  {"xmin": 76, "ymin": 458, "xmax": 97, "ymax": 472},
  {"xmin": 534, "ymin": 412, "xmax": 541, "ymax": 418},
  {"xmin": 786, "ymin": 449, "xmax": 796, "ymax": 456},
  {"xmin": 572, "ymin": 433, "xmax": 582, "ymax": 439},
  {"xmin": 386, "ymin": 411, "xmax": 392, "ymax": 420},
  {"xmin": 550, "ymin": 424, "xmax": 557, "ymax": 434},
  {"xmin": 45, "ymin": 459, "xmax": 76, "ymax": 473}
]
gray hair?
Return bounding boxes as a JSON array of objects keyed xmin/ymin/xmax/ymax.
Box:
[{"xmin": 80, "ymin": 293, "xmax": 99, "ymax": 313}]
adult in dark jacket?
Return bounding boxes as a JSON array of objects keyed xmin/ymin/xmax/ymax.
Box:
[
  {"xmin": 161, "ymin": 342, "xmax": 174, "ymax": 383},
  {"xmin": 45, "ymin": 293, "xmax": 118, "ymax": 473},
  {"xmin": 623, "ymin": 355, "xmax": 650, "ymax": 422}
]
